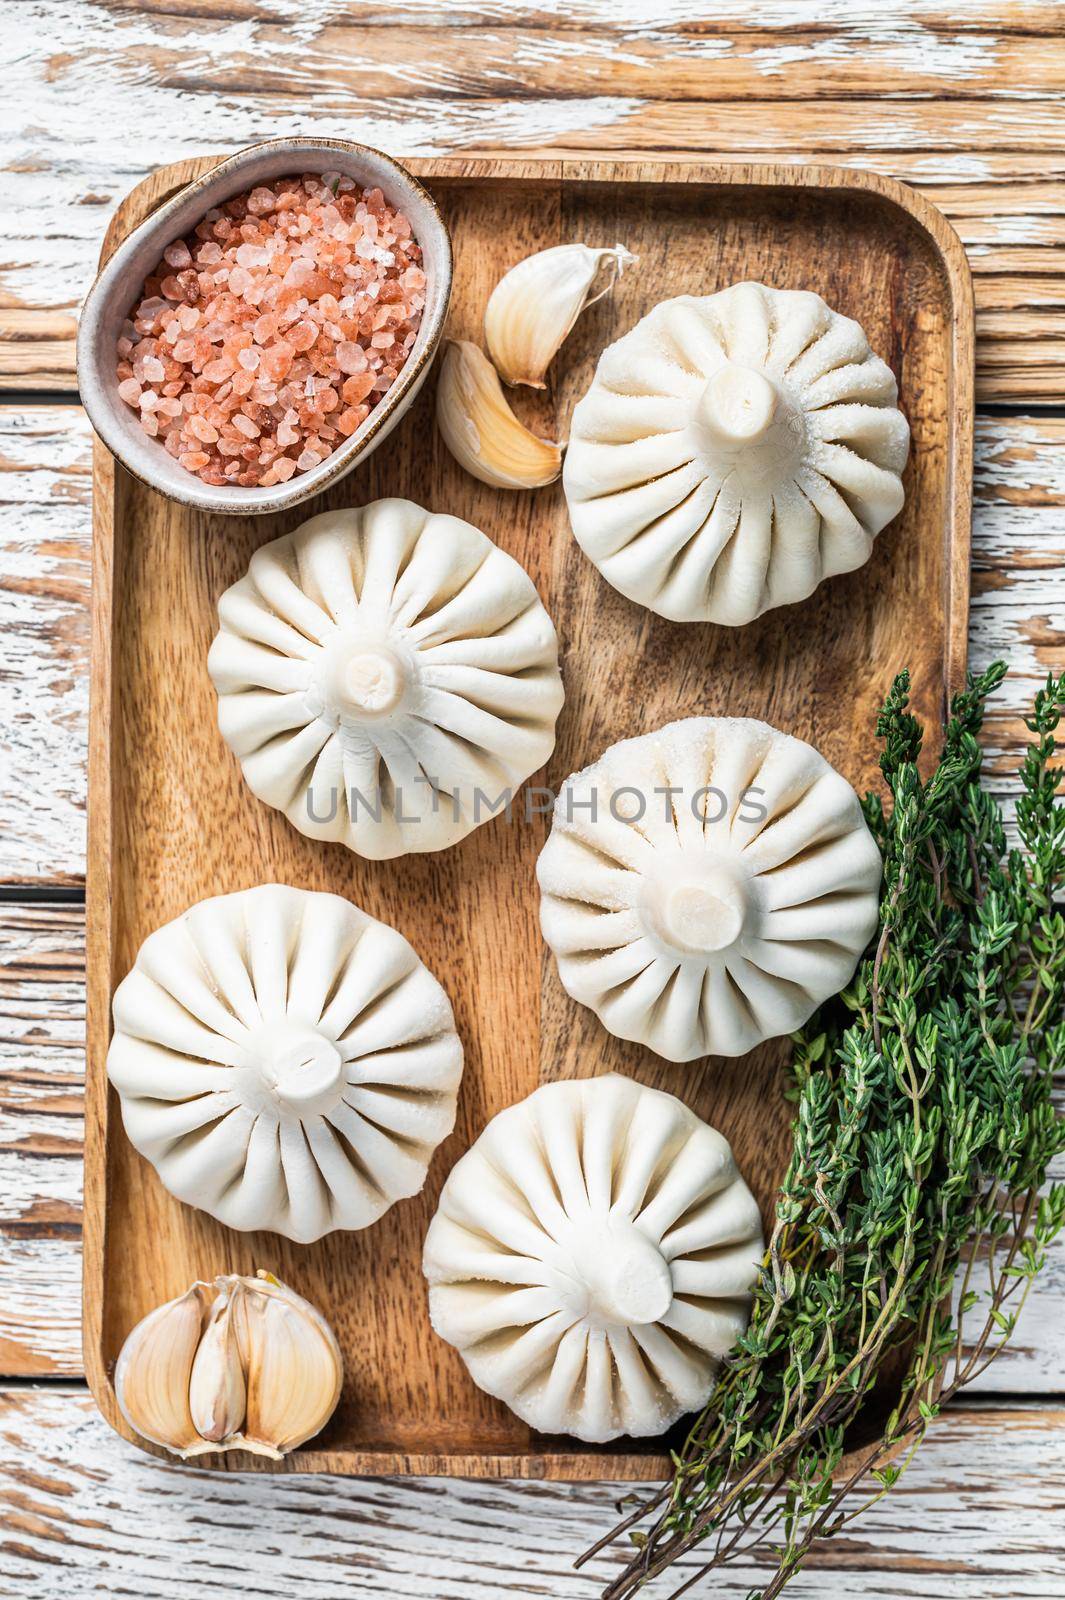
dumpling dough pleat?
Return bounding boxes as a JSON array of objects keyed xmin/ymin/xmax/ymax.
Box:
[
  {"xmin": 564, "ymin": 281, "xmax": 909, "ymax": 624},
  {"xmin": 208, "ymin": 499, "xmax": 564, "ymax": 859},
  {"xmin": 538, "ymin": 717, "xmax": 881, "ymax": 1062},
  {"xmin": 424, "ymin": 1074, "xmax": 764, "ymax": 1444},
  {"xmin": 107, "ymin": 884, "xmax": 463, "ymax": 1243}
]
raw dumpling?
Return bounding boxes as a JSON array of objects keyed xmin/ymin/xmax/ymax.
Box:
[
  {"xmin": 107, "ymin": 884, "xmax": 463, "ymax": 1243},
  {"xmin": 424, "ymin": 1072, "xmax": 764, "ymax": 1443},
  {"xmin": 564, "ymin": 281, "xmax": 910, "ymax": 624},
  {"xmin": 208, "ymin": 498, "xmax": 564, "ymax": 859},
  {"xmin": 537, "ymin": 718, "xmax": 881, "ymax": 1060}
]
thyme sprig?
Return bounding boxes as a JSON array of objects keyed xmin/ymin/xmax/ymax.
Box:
[{"xmin": 580, "ymin": 665, "xmax": 1065, "ymax": 1600}]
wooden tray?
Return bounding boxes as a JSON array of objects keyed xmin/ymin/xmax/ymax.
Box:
[{"xmin": 84, "ymin": 156, "xmax": 973, "ymax": 1480}]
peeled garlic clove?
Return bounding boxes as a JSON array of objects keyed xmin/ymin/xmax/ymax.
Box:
[
  {"xmin": 485, "ymin": 243, "xmax": 635, "ymax": 389},
  {"xmin": 115, "ymin": 1283, "xmax": 216, "ymax": 1458},
  {"xmin": 231, "ymin": 1271, "xmax": 344, "ymax": 1458},
  {"xmin": 188, "ymin": 1281, "xmax": 246, "ymax": 1445},
  {"xmin": 436, "ymin": 339, "xmax": 561, "ymax": 490}
]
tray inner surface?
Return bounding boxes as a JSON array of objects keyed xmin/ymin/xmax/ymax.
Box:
[{"xmin": 90, "ymin": 164, "xmax": 966, "ymax": 1474}]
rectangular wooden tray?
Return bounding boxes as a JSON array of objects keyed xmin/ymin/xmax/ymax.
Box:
[{"xmin": 84, "ymin": 156, "xmax": 973, "ymax": 1479}]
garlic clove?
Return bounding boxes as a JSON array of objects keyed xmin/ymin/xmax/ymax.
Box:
[
  {"xmin": 436, "ymin": 339, "xmax": 561, "ymax": 490},
  {"xmin": 485, "ymin": 243, "xmax": 635, "ymax": 389},
  {"xmin": 115, "ymin": 1283, "xmax": 217, "ymax": 1458},
  {"xmin": 230, "ymin": 1271, "xmax": 344, "ymax": 1458},
  {"xmin": 114, "ymin": 1271, "xmax": 342, "ymax": 1462},
  {"xmin": 188, "ymin": 1280, "xmax": 246, "ymax": 1445}
]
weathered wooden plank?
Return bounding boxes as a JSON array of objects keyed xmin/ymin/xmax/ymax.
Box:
[
  {"xmin": 3, "ymin": 2, "xmax": 1065, "ymax": 396},
  {"xmin": 76, "ymin": 1, "xmax": 1065, "ymax": 38},
  {"xmin": 3, "ymin": 406, "xmax": 1062, "ymax": 883},
  {"xmin": 0, "ymin": 312, "xmax": 77, "ymax": 392},
  {"xmin": 0, "ymin": 1237, "xmax": 81, "ymax": 1376},
  {"xmin": 32, "ymin": 9, "xmax": 1065, "ymax": 104},
  {"xmin": 0, "ymin": 1391, "xmax": 1060, "ymax": 1598},
  {"xmin": 0, "ymin": 902, "xmax": 83, "ymax": 1377},
  {"xmin": 0, "ymin": 904, "xmax": 84, "ymax": 1236},
  {"xmin": 0, "ymin": 406, "xmax": 91, "ymax": 885}
]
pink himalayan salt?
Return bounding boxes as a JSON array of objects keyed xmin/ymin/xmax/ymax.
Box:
[{"xmin": 114, "ymin": 173, "xmax": 424, "ymax": 488}]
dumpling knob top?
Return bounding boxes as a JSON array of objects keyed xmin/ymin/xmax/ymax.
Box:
[
  {"xmin": 563, "ymin": 281, "xmax": 910, "ymax": 625},
  {"xmin": 537, "ymin": 717, "xmax": 882, "ymax": 1061},
  {"xmin": 106, "ymin": 884, "xmax": 463, "ymax": 1244},
  {"xmin": 423, "ymin": 1073, "xmax": 764, "ymax": 1443},
  {"xmin": 208, "ymin": 498, "xmax": 564, "ymax": 859}
]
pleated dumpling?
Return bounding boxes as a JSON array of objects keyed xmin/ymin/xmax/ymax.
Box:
[
  {"xmin": 424, "ymin": 1073, "xmax": 763, "ymax": 1443},
  {"xmin": 208, "ymin": 498, "xmax": 564, "ymax": 859},
  {"xmin": 564, "ymin": 281, "xmax": 910, "ymax": 625},
  {"xmin": 107, "ymin": 884, "xmax": 463, "ymax": 1243},
  {"xmin": 537, "ymin": 718, "xmax": 881, "ymax": 1061}
]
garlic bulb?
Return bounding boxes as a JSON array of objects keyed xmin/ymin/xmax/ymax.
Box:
[
  {"xmin": 485, "ymin": 243, "xmax": 635, "ymax": 388},
  {"xmin": 115, "ymin": 1271, "xmax": 343, "ymax": 1461},
  {"xmin": 436, "ymin": 339, "xmax": 561, "ymax": 489}
]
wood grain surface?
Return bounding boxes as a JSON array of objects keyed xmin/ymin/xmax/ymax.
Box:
[
  {"xmin": 6, "ymin": 900, "xmax": 1062, "ymax": 1392},
  {"xmin": 80, "ymin": 154, "xmax": 970, "ymax": 1479},
  {"xmin": 4, "ymin": 407, "xmax": 1062, "ymax": 888},
  {"xmin": 1, "ymin": 1391, "xmax": 1063, "ymax": 1599},
  {"xmin": 2, "ymin": 0, "xmax": 1064, "ymax": 1592},
  {"xmin": 3, "ymin": 1, "xmax": 1064, "ymax": 398}
]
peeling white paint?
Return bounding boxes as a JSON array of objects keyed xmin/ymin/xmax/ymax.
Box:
[
  {"xmin": 0, "ymin": 1150, "xmax": 82, "ymax": 1219},
  {"xmin": 0, "ymin": 409, "xmax": 91, "ymax": 883},
  {"xmin": 861, "ymin": 151, "xmax": 998, "ymax": 182},
  {"xmin": 751, "ymin": 31, "xmax": 1003, "ymax": 85},
  {"xmin": 0, "ymin": 1392, "xmax": 1061, "ymax": 1597},
  {"xmin": 0, "ymin": 0, "xmax": 1060, "ymax": 328},
  {"xmin": 0, "ymin": 1237, "xmax": 81, "ymax": 1372}
]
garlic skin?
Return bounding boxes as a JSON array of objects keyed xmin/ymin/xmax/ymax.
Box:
[
  {"xmin": 114, "ymin": 1284, "xmax": 215, "ymax": 1458},
  {"xmin": 235, "ymin": 1273, "xmax": 343, "ymax": 1456},
  {"xmin": 436, "ymin": 339, "xmax": 561, "ymax": 490},
  {"xmin": 188, "ymin": 1282, "xmax": 246, "ymax": 1446},
  {"xmin": 114, "ymin": 1271, "xmax": 343, "ymax": 1462},
  {"xmin": 485, "ymin": 243, "xmax": 635, "ymax": 388}
]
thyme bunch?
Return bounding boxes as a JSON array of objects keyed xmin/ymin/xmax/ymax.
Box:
[{"xmin": 580, "ymin": 665, "xmax": 1065, "ymax": 1600}]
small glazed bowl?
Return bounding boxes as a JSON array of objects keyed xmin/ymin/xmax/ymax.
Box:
[{"xmin": 77, "ymin": 137, "xmax": 453, "ymax": 516}]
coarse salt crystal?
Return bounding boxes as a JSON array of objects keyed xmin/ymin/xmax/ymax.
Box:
[{"xmin": 115, "ymin": 173, "xmax": 423, "ymax": 487}]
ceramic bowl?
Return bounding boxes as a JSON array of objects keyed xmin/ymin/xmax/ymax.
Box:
[{"xmin": 77, "ymin": 137, "xmax": 453, "ymax": 516}]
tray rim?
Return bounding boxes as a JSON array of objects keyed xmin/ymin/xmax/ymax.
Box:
[{"xmin": 83, "ymin": 153, "xmax": 974, "ymax": 1482}]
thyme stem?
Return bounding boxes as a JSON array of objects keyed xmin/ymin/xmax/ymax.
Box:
[{"xmin": 580, "ymin": 665, "xmax": 1065, "ymax": 1600}]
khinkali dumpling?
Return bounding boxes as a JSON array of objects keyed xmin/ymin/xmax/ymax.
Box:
[
  {"xmin": 208, "ymin": 498, "xmax": 564, "ymax": 859},
  {"xmin": 564, "ymin": 281, "xmax": 910, "ymax": 624},
  {"xmin": 424, "ymin": 1073, "xmax": 763, "ymax": 1443},
  {"xmin": 538, "ymin": 718, "xmax": 881, "ymax": 1060},
  {"xmin": 107, "ymin": 884, "xmax": 463, "ymax": 1243}
]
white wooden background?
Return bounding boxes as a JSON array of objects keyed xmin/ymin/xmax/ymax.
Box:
[{"xmin": 1, "ymin": 3, "xmax": 1063, "ymax": 1596}]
